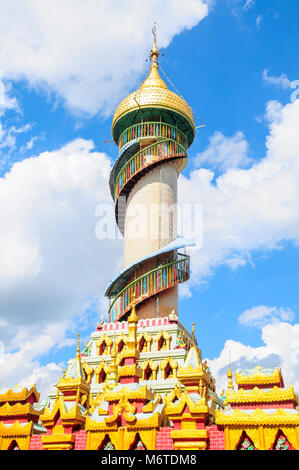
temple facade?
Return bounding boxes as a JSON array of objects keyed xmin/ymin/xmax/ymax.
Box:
[{"xmin": 1, "ymin": 34, "xmax": 299, "ymax": 451}]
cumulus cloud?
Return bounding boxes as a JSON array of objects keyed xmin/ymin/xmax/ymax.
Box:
[
  {"xmin": 206, "ymin": 322, "xmax": 299, "ymax": 394},
  {"xmin": 0, "ymin": 323, "xmax": 69, "ymax": 398},
  {"xmin": 239, "ymin": 305, "xmax": 295, "ymax": 329},
  {"xmin": 180, "ymin": 97, "xmax": 299, "ymax": 285},
  {"xmin": 195, "ymin": 130, "xmax": 251, "ymax": 172},
  {"xmin": 0, "ymin": 138, "xmax": 123, "ymax": 391},
  {"xmin": 0, "ymin": 0, "xmax": 209, "ymax": 116}
]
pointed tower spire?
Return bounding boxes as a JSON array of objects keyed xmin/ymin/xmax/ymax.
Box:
[
  {"xmin": 76, "ymin": 332, "xmax": 80, "ymax": 358},
  {"xmin": 151, "ymin": 20, "xmax": 159, "ymax": 64},
  {"xmin": 56, "ymin": 332, "xmax": 90, "ymax": 401},
  {"xmin": 139, "ymin": 21, "xmax": 167, "ymax": 91},
  {"xmin": 107, "ymin": 331, "xmax": 118, "ymax": 385},
  {"xmin": 227, "ymin": 351, "xmax": 234, "ymax": 391}
]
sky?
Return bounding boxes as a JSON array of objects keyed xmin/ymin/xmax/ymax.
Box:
[{"xmin": 0, "ymin": 0, "xmax": 298, "ymax": 397}]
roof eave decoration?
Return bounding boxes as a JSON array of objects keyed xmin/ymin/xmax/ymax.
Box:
[
  {"xmin": 0, "ymin": 384, "xmax": 40, "ymax": 404},
  {"xmin": 0, "ymin": 421, "xmax": 33, "ymax": 437},
  {"xmin": 225, "ymin": 386, "xmax": 297, "ymax": 405},
  {"xmin": 215, "ymin": 407, "xmax": 299, "ymax": 426},
  {"xmin": 235, "ymin": 366, "xmax": 283, "ymax": 387},
  {"xmin": 0, "ymin": 402, "xmax": 43, "ymax": 418}
]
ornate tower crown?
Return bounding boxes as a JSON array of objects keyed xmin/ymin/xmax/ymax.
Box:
[{"xmin": 111, "ymin": 28, "xmax": 195, "ymax": 147}]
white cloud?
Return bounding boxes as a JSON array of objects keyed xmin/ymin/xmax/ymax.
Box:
[
  {"xmin": 0, "ymin": 0, "xmax": 209, "ymax": 115},
  {"xmin": 243, "ymin": 0, "xmax": 255, "ymax": 11},
  {"xmin": 195, "ymin": 131, "xmax": 251, "ymax": 171},
  {"xmin": 180, "ymin": 97, "xmax": 299, "ymax": 285},
  {"xmin": 239, "ymin": 305, "xmax": 295, "ymax": 329},
  {"xmin": 207, "ymin": 322, "xmax": 299, "ymax": 395},
  {"xmin": 0, "ymin": 81, "xmax": 18, "ymax": 115},
  {"xmin": 0, "ymin": 322, "xmax": 72, "ymax": 399},
  {"xmin": 256, "ymin": 14, "xmax": 263, "ymax": 29},
  {"xmin": 263, "ymin": 69, "xmax": 293, "ymax": 90},
  {"xmin": 0, "ymin": 138, "xmax": 123, "ymax": 391},
  {"xmin": 264, "ymin": 99, "xmax": 283, "ymax": 124}
]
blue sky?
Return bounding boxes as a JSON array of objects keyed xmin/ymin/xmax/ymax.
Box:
[{"xmin": 0, "ymin": 0, "xmax": 298, "ymax": 396}]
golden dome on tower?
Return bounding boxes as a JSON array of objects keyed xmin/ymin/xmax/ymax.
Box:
[{"xmin": 111, "ymin": 35, "xmax": 195, "ymax": 146}]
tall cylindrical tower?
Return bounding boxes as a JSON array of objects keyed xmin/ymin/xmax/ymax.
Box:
[{"xmin": 105, "ymin": 36, "xmax": 195, "ymax": 322}]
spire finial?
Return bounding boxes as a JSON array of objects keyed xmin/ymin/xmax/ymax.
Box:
[
  {"xmin": 128, "ymin": 292, "xmax": 138, "ymax": 323},
  {"xmin": 192, "ymin": 322, "xmax": 195, "ymax": 343},
  {"xmin": 76, "ymin": 333, "xmax": 80, "ymax": 357},
  {"xmin": 227, "ymin": 350, "xmax": 234, "ymax": 391},
  {"xmin": 152, "ymin": 20, "xmax": 157, "ymax": 46},
  {"xmin": 150, "ymin": 20, "xmax": 159, "ymax": 65}
]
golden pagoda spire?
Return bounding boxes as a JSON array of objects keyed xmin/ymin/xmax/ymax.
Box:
[
  {"xmin": 107, "ymin": 332, "xmax": 118, "ymax": 385},
  {"xmin": 139, "ymin": 21, "xmax": 168, "ymax": 91},
  {"xmin": 227, "ymin": 351, "xmax": 234, "ymax": 391},
  {"xmin": 128, "ymin": 292, "xmax": 138, "ymax": 324},
  {"xmin": 76, "ymin": 333, "xmax": 80, "ymax": 358}
]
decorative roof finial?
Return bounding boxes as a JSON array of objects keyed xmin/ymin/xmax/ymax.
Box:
[
  {"xmin": 76, "ymin": 333, "xmax": 80, "ymax": 358},
  {"xmin": 192, "ymin": 322, "xmax": 195, "ymax": 343},
  {"xmin": 227, "ymin": 351, "xmax": 234, "ymax": 391},
  {"xmin": 150, "ymin": 20, "xmax": 159, "ymax": 65},
  {"xmin": 128, "ymin": 292, "xmax": 138, "ymax": 323}
]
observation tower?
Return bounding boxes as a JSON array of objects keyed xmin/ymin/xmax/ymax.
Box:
[{"xmin": 106, "ymin": 31, "xmax": 195, "ymax": 322}]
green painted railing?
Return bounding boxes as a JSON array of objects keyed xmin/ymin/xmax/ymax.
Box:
[
  {"xmin": 108, "ymin": 254, "xmax": 190, "ymax": 322},
  {"xmin": 118, "ymin": 121, "xmax": 187, "ymax": 152},
  {"xmin": 114, "ymin": 138, "xmax": 187, "ymax": 200}
]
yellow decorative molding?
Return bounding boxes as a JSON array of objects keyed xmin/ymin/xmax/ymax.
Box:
[
  {"xmin": 0, "ymin": 385, "xmax": 39, "ymax": 404},
  {"xmin": 164, "ymin": 384, "xmax": 183, "ymax": 406},
  {"xmin": 103, "ymin": 385, "xmax": 155, "ymax": 402},
  {"xmin": 115, "ymin": 333, "xmax": 127, "ymax": 352},
  {"xmin": 82, "ymin": 362, "xmax": 93, "ymax": 383},
  {"xmin": 160, "ymin": 356, "xmax": 178, "ymax": 379},
  {"xmin": 96, "ymin": 334, "xmax": 113, "ymax": 355},
  {"xmin": 171, "ymin": 429, "xmax": 208, "ymax": 439},
  {"xmin": 86, "ymin": 428, "xmax": 157, "ymax": 450},
  {"xmin": 165, "ymin": 390, "xmax": 210, "ymax": 417},
  {"xmin": 0, "ymin": 434, "xmax": 31, "ymax": 450},
  {"xmin": 40, "ymin": 397, "xmax": 86, "ymax": 427},
  {"xmin": 225, "ymin": 386, "xmax": 297, "ymax": 405},
  {"xmin": 235, "ymin": 366, "xmax": 282, "ymax": 387},
  {"xmin": 143, "ymin": 395, "xmax": 162, "ymax": 413},
  {"xmin": 0, "ymin": 402, "xmax": 43, "ymax": 417},
  {"xmin": 137, "ymin": 333, "xmax": 152, "ymax": 353},
  {"xmin": 118, "ymin": 364, "xmax": 142, "ymax": 378},
  {"xmin": 41, "ymin": 431, "xmax": 75, "ymax": 450},
  {"xmin": 216, "ymin": 407, "xmax": 299, "ymax": 426},
  {"xmin": 56, "ymin": 375, "xmax": 90, "ymax": 399},
  {"xmin": 94, "ymin": 361, "xmax": 110, "ymax": 383},
  {"xmin": 155, "ymin": 330, "xmax": 171, "ymax": 351},
  {"xmin": 224, "ymin": 425, "xmax": 299, "ymax": 450},
  {"xmin": 0, "ymin": 421, "xmax": 33, "ymax": 437},
  {"xmin": 141, "ymin": 359, "xmax": 158, "ymax": 380}
]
